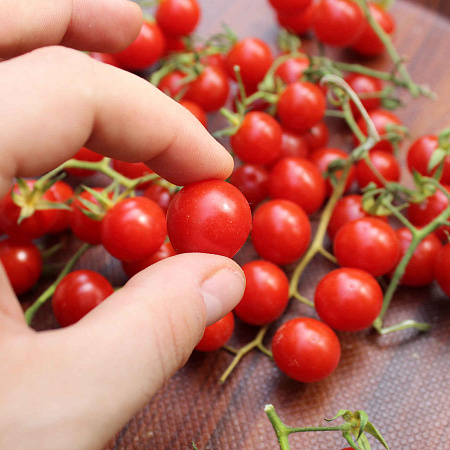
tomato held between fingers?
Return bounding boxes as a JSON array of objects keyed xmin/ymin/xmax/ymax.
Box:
[
  {"xmin": 272, "ymin": 317, "xmax": 341, "ymax": 383},
  {"xmin": 52, "ymin": 270, "xmax": 114, "ymax": 327},
  {"xmin": 166, "ymin": 180, "xmax": 252, "ymax": 258}
]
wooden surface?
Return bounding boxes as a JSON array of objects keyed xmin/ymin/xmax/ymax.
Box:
[{"xmin": 30, "ymin": 1, "xmax": 450, "ymax": 449}]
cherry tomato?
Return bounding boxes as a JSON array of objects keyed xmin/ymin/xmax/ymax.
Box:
[
  {"xmin": 277, "ymin": 81, "xmax": 326, "ymax": 133},
  {"xmin": 229, "ymin": 164, "xmax": 269, "ymax": 209},
  {"xmin": 302, "ymin": 121, "xmax": 330, "ymax": 151},
  {"xmin": 276, "ymin": 4, "xmax": 316, "ymax": 35},
  {"xmin": 355, "ymin": 109, "xmax": 403, "ymax": 153},
  {"xmin": 315, "ymin": 268, "xmax": 383, "ymax": 332},
  {"xmin": 230, "ymin": 112, "xmax": 282, "ymax": 165},
  {"xmin": 225, "ymin": 37, "xmax": 273, "ymax": 90},
  {"xmin": 389, "ymin": 227, "xmax": 442, "ymax": 287},
  {"xmin": 52, "ymin": 270, "xmax": 114, "ymax": 327},
  {"xmin": 344, "ymin": 73, "xmax": 384, "ymax": 118},
  {"xmin": 113, "ymin": 21, "xmax": 166, "ymax": 70},
  {"xmin": 89, "ymin": 52, "xmax": 120, "ymax": 67},
  {"xmin": 313, "ymin": 0, "xmax": 364, "ymax": 47},
  {"xmin": 434, "ymin": 243, "xmax": 450, "ymax": 297},
  {"xmin": 268, "ymin": 0, "xmax": 312, "ymax": 13},
  {"xmin": 327, "ymin": 194, "xmax": 387, "ymax": 240},
  {"xmin": 272, "ymin": 317, "xmax": 341, "ymax": 383},
  {"xmin": 309, "ymin": 147, "xmax": 355, "ymax": 196},
  {"xmin": 333, "ymin": 217, "xmax": 400, "ymax": 277},
  {"xmin": 0, "ymin": 238, "xmax": 42, "ymax": 295},
  {"xmin": 194, "ymin": 311, "xmax": 235, "ymax": 352},
  {"xmin": 184, "ymin": 65, "xmax": 230, "ymax": 112},
  {"xmin": 251, "ymin": 199, "xmax": 311, "ymax": 265},
  {"xmin": 157, "ymin": 70, "xmax": 187, "ymax": 98},
  {"xmin": 351, "ymin": 2, "xmax": 395, "ymax": 56},
  {"xmin": 356, "ymin": 150, "xmax": 401, "ymax": 189},
  {"xmin": 65, "ymin": 147, "xmax": 104, "ymax": 178},
  {"xmin": 166, "ymin": 179, "xmax": 252, "ymax": 258},
  {"xmin": 407, "ymin": 185, "xmax": 450, "ymax": 241},
  {"xmin": 234, "ymin": 260, "xmax": 290, "ymax": 326},
  {"xmin": 121, "ymin": 241, "xmax": 176, "ymax": 278},
  {"xmin": 111, "ymin": 160, "xmax": 154, "ymax": 189},
  {"xmin": 274, "ymin": 56, "xmax": 310, "ymax": 84},
  {"xmin": 101, "ymin": 197, "xmax": 167, "ymax": 262},
  {"xmin": 268, "ymin": 156, "xmax": 326, "ymax": 215},
  {"xmin": 46, "ymin": 180, "xmax": 74, "ymax": 234},
  {"xmin": 142, "ymin": 184, "xmax": 174, "ymax": 213},
  {"xmin": 276, "ymin": 127, "xmax": 310, "ymax": 161},
  {"xmin": 0, "ymin": 180, "xmax": 57, "ymax": 241},
  {"xmin": 155, "ymin": 0, "xmax": 200, "ymax": 38},
  {"xmin": 178, "ymin": 99, "xmax": 208, "ymax": 128},
  {"xmin": 407, "ymin": 135, "xmax": 450, "ymax": 184}
]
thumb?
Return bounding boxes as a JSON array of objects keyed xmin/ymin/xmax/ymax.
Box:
[{"xmin": 13, "ymin": 253, "xmax": 245, "ymax": 449}]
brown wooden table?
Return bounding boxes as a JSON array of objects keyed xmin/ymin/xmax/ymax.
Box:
[{"xmin": 29, "ymin": 1, "xmax": 450, "ymax": 448}]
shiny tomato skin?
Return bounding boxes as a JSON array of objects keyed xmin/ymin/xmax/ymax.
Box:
[
  {"xmin": 315, "ymin": 267, "xmax": 383, "ymax": 332},
  {"xmin": 356, "ymin": 150, "xmax": 401, "ymax": 189},
  {"xmin": 277, "ymin": 81, "xmax": 326, "ymax": 133},
  {"xmin": 351, "ymin": 3, "xmax": 395, "ymax": 56},
  {"xmin": 234, "ymin": 260, "xmax": 290, "ymax": 326},
  {"xmin": 101, "ymin": 197, "xmax": 167, "ymax": 262},
  {"xmin": 0, "ymin": 238, "xmax": 42, "ymax": 295},
  {"xmin": 230, "ymin": 112, "xmax": 282, "ymax": 165},
  {"xmin": 333, "ymin": 217, "xmax": 400, "ymax": 277},
  {"xmin": 407, "ymin": 135, "xmax": 450, "ymax": 184},
  {"xmin": 407, "ymin": 185, "xmax": 450, "ymax": 241},
  {"xmin": 155, "ymin": 0, "xmax": 200, "ymax": 38},
  {"xmin": 390, "ymin": 227, "xmax": 442, "ymax": 287},
  {"xmin": 178, "ymin": 99, "xmax": 208, "ymax": 128},
  {"xmin": 344, "ymin": 73, "xmax": 384, "ymax": 118},
  {"xmin": 276, "ymin": 4, "xmax": 316, "ymax": 35},
  {"xmin": 277, "ymin": 127, "xmax": 310, "ymax": 161},
  {"xmin": 166, "ymin": 180, "xmax": 252, "ymax": 258},
  {"xmin": 52, "ymin": 270, "xmax": 114, "ymax": 327},
  {"xmin": 251, "ymin": 199, "xmax": 311, "ymax": 265},
  {"xmin": 111, "ymin": 160, "xmax": 154, "ymax": 189},
  {"xmin": 184, "ymin": 65, "xmax": 229, "ymax": 112},
  {"xmin": 114, "ymin": 21, "xmax": 166, "ymax": 70},
  {"xmin": 65, "ymin": 147, "xmax": 104, "ymax": 178},
  {"xmin": 229, "ymin": 164, "xmax": 269, "ymax": 209},
  {"xmin": 225, "ymin": 37, "xmax": 273, "ymax": 90},
  {"xmin": 268, "ymin": 0, "xmax": 312, "ymax": 13},
  {"xmin": 194, "ymin": 311, "xmax": 235, "ymax": 352},
  {"xmin": 268, "ymin": 156, "xmax": 326, "ymax": 215},
  {"xmin": 434, "ymin": 243, "xmax": 450, "ymax": 297},
  {"xmin": 313, "ymin": 0, "xmax": 364, "ymax": 47},
  {"xmin": 45, "ymin": 180, "xmax": 74, "ymax": 234},
  {"xmin": 302, "ymin": 121, "xmax": 329, "ymax": 151},
  {"xmin": 157, "ymin": 70, "xmax": 187, "ymax": 98},
  {"xmin": 274, "ymin": 56, "xmax": 310, "ymax": 84},
  {"xmin": 142, "ymin": 184, "xmax": 174, "ymax": 213},
  {"xmin": 272, "ymin": 317, "xmax": 341, "ymax": 383},
  {"xmin": 121, "ymin": 241, "xmax": 176, "ymax": 278}
]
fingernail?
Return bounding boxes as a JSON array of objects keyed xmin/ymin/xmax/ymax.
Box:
[{"xmin": 201, "ymin": 268, "xmax": 246, "ymax": 326}]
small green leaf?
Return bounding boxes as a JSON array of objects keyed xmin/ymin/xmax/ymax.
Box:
[
  {"xmin": 325, "ymin": 409, "xmax": 351, "ymax": 422},
  {"xmin": 427, "ymin": 147, "xmax": 447, "ymax": 171},
  {"xmin": 356, "ymin": 432, "xmax": 372, "ymax": 450},
  {"xmin": 343, "ymin": 431, "xmax": 359, "ymax": 449},
  {"xmin": 355, "ymin": 411, "xmax": 369, "ymax": 440},
  {"xmin": 364, "ymin": 421, "xmax": 390, "ymax": 449}
]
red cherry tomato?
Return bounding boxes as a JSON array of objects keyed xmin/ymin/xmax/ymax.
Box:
[
  {"xmin": 333, "ymin": 217, "xmax": 400, "ymax": 277},
  {"xmin": 46, "ymin": 180, "xmax": 74, "ymax": 234},
  {"xmin": 178, "ymin": 99, "xmax": 208, "ymax": 128},
  {"xmin": 434, "ymin": 243, "xmax": 450, "ymax": 297},
  {"xmin": 407, "ymin": 135, "xmax": 450, "ymax": 184},
  {"xmin": 313, "ymin": 0, "xmax": 364, "ymax": 47},
  {"xmin": 101, "ymin": 197, "xmax": 167, "ymax": 262},
  {"xmin": 156, "ymin": 0, "xmax": 200, "ymax": 38},
  {"xmin": 111, "ymin": 160, "xmax": 154, "ymax": 189},
  {"xmin": 0, "ymin": 238, "xmax": 42, "ymax": 295},
  {"xmin": 327, "ymin": 194, "xmax": 387, "ymax": 240},
  {"xmin": 230, "ymin": 112, "xmax": 282, "ymax": 165},
  {"xmin": 356, "ymin": 150, "xmax": 401, "ymax": 189},
  {"xmin": 408, "ymin": 185, "xmax": 450, "ymax": 241},
  {"xmin": 194, "ymin": 311, "xmax": 235, "ymax": 352},
  {"xmin": 274, "ymin": 56, "xmax": 310, "ymax": 84},
  {"xmin": 277, "ymin": 81, "xmax": 326, "ymax": 133},
  {"xmin": 268, "ymin": 0, "xmax": 312, "ymax": 13},
  {"xmin": 157, "ymin": 70, "xmax": 187, "ymax": 98},
  {"xmin": 166, "ymin": 180, "xmax": 252, "ymax": 258},
  {"xmin": 142, "ymin": 184, "xmax": 174, "ymax": 213},
  {"xmin": 268, "ymin": 156, "xmax": 326, "ymax": 215},
  {"xmin": 234, "ymin": 260, "xmax": 290, "ymax": 326},
  {"xmin": 302, "ymin": 121, "xmax": 330, "ymax": 151},
  {"xmin": 114, "ymin": 21, "xmax": 166, "ymax": 70},
  {"xmin": 121, "ymin": 241, "xmax": 176, "ymax": 278},
  {"xmin": 89, "ymin": 52, "xmax": 120, "ymax": 67},
  {"xmin": 351, "ymin": 2, "xmax": 395, "ymax": 56},
  {"xmin": 315, "ymin": 268, "xmax": 383, "ymax": 332},
  {"xmin": 52, "ymin": 270, "xmax": 114, "ymax": 327},
  {"xmin": 276, "ymin": 4, "xmax": 316, "ymax": 35},
  {"xmin": 225, "ymin": 37, "xmax": 273, "ymax": 90},
  {"xmin": 229, "ymin": 164, "xmax": 269, "ymax": 209},
  {"xmin": 251, "ymin": 199, "xmax": 311, "ymax": 265},
  {"xmin": 344, "ymin": 73, "xmax": 384, "ymax": 118},
  {"xmin": 309, "ymin": 147, "xmax": 355, "ymax": 196},
  {"xmin": 65, "ymin": 147, "xmax": 104, "ymax": 178},
  {"xmin": 272, "ymin": 317, "xmax": 341, "ymax": 383},
  {"xmin": 276, "ymin": 127, "xmax": 310, "ymax": 161},
  {"xmin": 389, "ymin": 227, "xmax": 442, "ymax": 287}
]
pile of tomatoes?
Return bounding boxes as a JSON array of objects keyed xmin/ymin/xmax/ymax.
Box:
[{"xmin": 1, "ymin": 0, "xmax": 450, "ymax": 388}]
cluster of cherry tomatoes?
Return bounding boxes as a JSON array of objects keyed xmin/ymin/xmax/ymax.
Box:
[{"xmin": 1, "ymin": 0, "xmax": 450, "ymax": 389}]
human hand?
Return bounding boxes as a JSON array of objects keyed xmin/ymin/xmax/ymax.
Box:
[{"xmin": 0, "ymin": 1, "xmax": 245, "ymax": 449}]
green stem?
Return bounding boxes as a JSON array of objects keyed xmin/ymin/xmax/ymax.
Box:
[{"xmin": 25, "ymin": 243, "xmax": 91, "ymax": 324}]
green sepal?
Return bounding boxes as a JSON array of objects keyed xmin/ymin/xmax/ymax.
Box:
[
  {"xmin": 357, "ymin": 432, "xmax": 372, "ymax": 450},
  {"xmin": 34, "ymin": 200, "xmax": 72, "ymax": 211},
  {"xmin": 355, "ymin": 410, "xmax": 370, "ymax": 440},
  {"xmin": 427, "ymin": 147, "xmax": 447, "ymax": 172},
  {"xmin": 343, "ymin": 431, "xmax": 359, "ymax": 449},
  {"xmin": 363, "ymin": 421, "xmax": 390, "ymax": 449}
]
